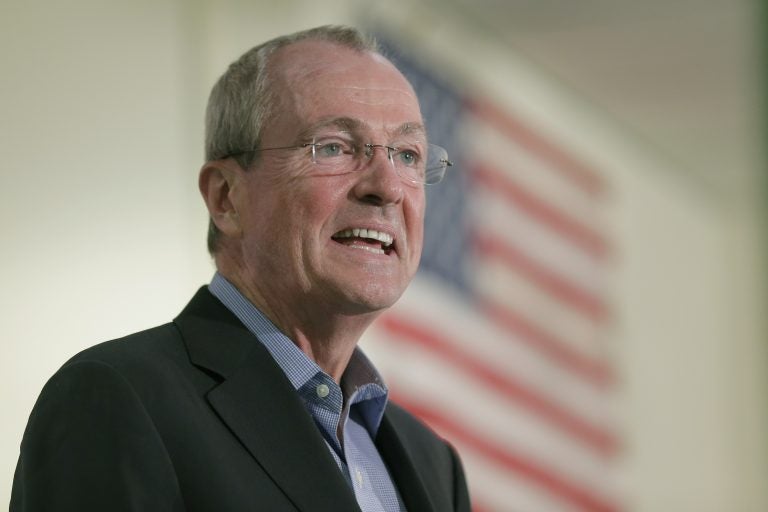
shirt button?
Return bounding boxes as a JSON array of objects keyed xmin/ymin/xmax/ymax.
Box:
[
  {"xmin": 316, "ymin": 383, "xmax": 330, "ymax": 398},
  {"xmin": 355, "ymin": 468, "xmax": 364, "ymax": 486}
]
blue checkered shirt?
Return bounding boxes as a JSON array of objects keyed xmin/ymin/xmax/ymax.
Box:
[{"xmin": 209, "ymin": 273, "xmax": 406, "ymax": 512}]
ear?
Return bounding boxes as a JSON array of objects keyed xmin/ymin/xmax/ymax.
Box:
[{"xmin": 198, "ymin": 160, "xmax": 242, "ymax": 238}]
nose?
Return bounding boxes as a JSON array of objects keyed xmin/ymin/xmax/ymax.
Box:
[{"xmin": 351, "ymin": 145, "xmax": 404, "ymax": 206}]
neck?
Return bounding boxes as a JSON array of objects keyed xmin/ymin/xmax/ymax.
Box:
[
  {"xmin": 216, "ymin": 259, "xmax": 380, "ymax": 382},
  {"xmin": 282, "ymin": 310, "xmax": 378, "ymax": 382}
]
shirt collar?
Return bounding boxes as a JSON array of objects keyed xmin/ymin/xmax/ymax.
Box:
[{"xmin": 208, "ymin": 272, "xmax": 389, "ymax": 433}]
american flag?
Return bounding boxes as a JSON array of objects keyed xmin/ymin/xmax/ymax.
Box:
[{"xmin": 361, "ymin": 40, "xmax": 622, "ymax": 512}]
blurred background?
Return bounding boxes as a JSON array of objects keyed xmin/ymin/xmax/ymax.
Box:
[{"xmin": 1, "ymin": 0, "xmax": 765, "ymax": 510}]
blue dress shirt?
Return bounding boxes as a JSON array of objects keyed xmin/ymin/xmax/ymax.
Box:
[{"xmin": 209, "ymin": 273, "xmax": 405, "ymax": 512}]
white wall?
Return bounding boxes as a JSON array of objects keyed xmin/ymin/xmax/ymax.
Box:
[
  {"xmin": 2, "ymin": 1, "xmax": 765, "ymax": 510},
  {"xmin": 0, "ymin": 0, "xmax": 212, "ymax": 503}
]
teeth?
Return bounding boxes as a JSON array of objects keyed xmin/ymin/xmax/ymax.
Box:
[
  {"xmin": 334, "ymin": 228, "xmax": 394, "ymax": 247},
  {"xmin": 351, "ymin": 245, "xmax": 385, "ymax": 255}
]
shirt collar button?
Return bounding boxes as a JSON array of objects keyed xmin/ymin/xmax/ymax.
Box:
[{"xmin": 316, "ymin": 383, "xmax": 330, "ymax": 398}]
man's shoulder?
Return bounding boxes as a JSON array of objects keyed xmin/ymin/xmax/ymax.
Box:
[
  {"xmin": 55, "ymin": 322, "xmax": 192, "ymax": 393},
  {"xmin": 65, "ymin": 323, "xmax": 183, "ymax": 369}
]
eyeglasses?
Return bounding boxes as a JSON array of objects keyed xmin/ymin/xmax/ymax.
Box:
[{"xmin": 225, "ymin": 137, "xmax": 453, "ymax": 185}]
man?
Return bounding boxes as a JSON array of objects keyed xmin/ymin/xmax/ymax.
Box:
[{"xmin": 11, "ymin": 25, "xmax": 470, "ymax": 511}]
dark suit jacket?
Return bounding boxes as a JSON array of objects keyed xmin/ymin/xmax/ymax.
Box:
[{"xmin": 11, "ymin": 287, "xmax": 471, "ymax": 511}]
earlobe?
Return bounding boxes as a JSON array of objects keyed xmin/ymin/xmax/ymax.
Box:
[{"xmin": 198, "ymin": 161, "xmax": 242, "ymax": 237}]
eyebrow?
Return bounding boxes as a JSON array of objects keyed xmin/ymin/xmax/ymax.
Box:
[
  {"xmin": 397, "ymin": 122, "xmax": 427, "ymax": 138},
  {"xmin": 298, "ymin": 117, "xmax": 427, "ymax": 141}
]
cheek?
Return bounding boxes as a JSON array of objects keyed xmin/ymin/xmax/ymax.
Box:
[
  {"xmin": 300, "ymin": 177, "xmax": 351, "ymax": 218},
  {"xmin": 407, "ymin": 191, "xmax": 427, "ymax": 241}
]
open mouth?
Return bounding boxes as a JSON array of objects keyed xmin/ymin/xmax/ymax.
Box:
[{"xmin": 331, "ymin": 228, "xmax": 395, "ymax": 256}]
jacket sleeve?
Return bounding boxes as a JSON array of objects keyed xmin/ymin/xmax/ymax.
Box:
[{"xmin": 11, "ymin": 360, "xmax": 185, "ymax": 511}]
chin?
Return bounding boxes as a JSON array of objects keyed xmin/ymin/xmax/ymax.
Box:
[
  {"xmin": 334, "ymin": 281, "xmax": 407, "ymax": 316},
  {"xmin": 346, "ymin": 292, "xmax": 402, "ymax": 315}
]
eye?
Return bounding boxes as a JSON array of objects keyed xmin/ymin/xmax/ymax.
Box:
[
  {"xmin": 314, "ymin": 139, "xmax": 354, "ymax": 159},
  {"xmin": 319, "ymin": 143, "xmax": 342, "ymax": 157},
  {"xmin": 396, "ymin": 148, "xmax": 420, "ymax": 167}
]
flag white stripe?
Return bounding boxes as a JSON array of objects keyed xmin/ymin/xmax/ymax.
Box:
[
  {"xmin": 470, "ymin": 162, "xmax": 609, "ymax": 261},
  {"xmin": 470, "ymin": 185, "xmax": 607, "ymax": 296},
  {"xmin": 464, "ymin": 114, "xmax": 605, "ymax": 232},
  {"xmin": 466, "ymin": 97, "xmax": 607, "ymax": 199},
  {"xmin": 473, "ymin": 260, "xmax": 606, "ymax": 363}
]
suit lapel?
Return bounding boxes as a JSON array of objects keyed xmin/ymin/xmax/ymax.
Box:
[
  {"xmin": 174, "ymin": 288, "xmax": 361, "ymax": 512},
  {"xmin": 376, "ymin": 412, "xmax": 437, "ymax": 512}
]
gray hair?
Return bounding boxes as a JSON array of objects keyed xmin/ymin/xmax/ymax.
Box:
[{"xmin": 204, "ymin": 25, "xmax": 380, "ymax": 254}]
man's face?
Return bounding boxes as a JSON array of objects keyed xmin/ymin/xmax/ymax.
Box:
[{"xmin": 230, "ymin": 40, "xmax": 426, "ymax": 316}]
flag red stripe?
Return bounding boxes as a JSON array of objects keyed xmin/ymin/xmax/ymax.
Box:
[
  {"xmin": 474, "ymin": 232, "xmax": 609, "ymax": 323},
  {"xmin": 472, "ymin": 161, "xmax": 609, "ymax": 260},
  {"xmin": 380, "ymin": 314, "xmax": 619, "ymax": 456},
  {"xmin": 391, "ymin": 391, "xmax": 620, "ymax": 512},
  {"xmin": 477, "ymin": 297, "xmax": 615, "ymax": 388},
  {"xmin": 466, "ymin": 97, "xmax": 607, "ymax": 198}
]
